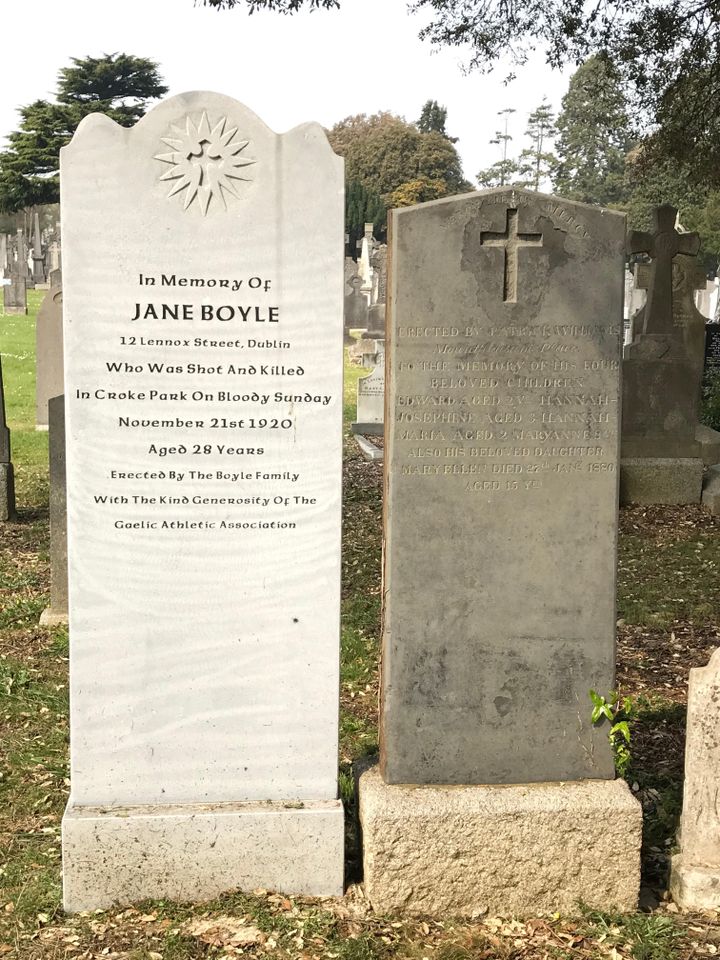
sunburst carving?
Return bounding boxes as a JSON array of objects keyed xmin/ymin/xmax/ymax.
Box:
[{"xmin": 154, "ymin": 112, "xmax": 255, "ymax": 215}]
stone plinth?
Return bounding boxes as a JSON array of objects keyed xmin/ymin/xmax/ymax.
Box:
[
  {"xmin": 359, "ymin": 766, "xmax": 641, "ymax": 917},
  {"xmin": 620, "ymin": 458, "xmax": 704, "ymax": 505},
  {"xmin": 670, "ymin": 648, "xmax": 720, "ymax": 910},
  {"xmin": 63, "ymin": 799, "xmax": 344, "ymax": 912}
]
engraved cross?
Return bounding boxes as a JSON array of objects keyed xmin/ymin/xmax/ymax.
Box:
[
  {"xmin": 627, "ymin": 203, "xmax": 700, "ymax": 337},
  {"xmin": 480, "ymin": 208, "xmax": 543, "ymax": 303}
]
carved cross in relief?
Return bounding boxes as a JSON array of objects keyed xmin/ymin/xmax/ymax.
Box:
[
  {"xmin": 480, "ymin": 208, "xmax": 543, "ymax": 303},
  {"xmin": 627, "ymin": 204, "xmax": 700, "ymax": 337}
]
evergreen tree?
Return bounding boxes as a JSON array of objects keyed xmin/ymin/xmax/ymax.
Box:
[
  {"xmin": 345, "ymin": 180, "xmax": 386, "ymax": 255},
  {"xmin": 417, "ymin": 100, "xmax": 458, "ymax": 142},
  {"xmin": 553, "ymin": 56, "xmax": 633, "ymax": 206},
  {"xmin": 477, "ymin": 108, "xmax": 520, "ymax": 188},
  {"xmin": 0, "ymin": 54, "xmax": 168, "ymax": 213},
  {"xmin": 517, "ymin": 99, "xmax": 557, "ymax": 190}
]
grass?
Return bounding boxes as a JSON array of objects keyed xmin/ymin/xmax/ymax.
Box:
[{"xmin": 1, "ymin": 304, "xmax": 720, "ymax": 957}]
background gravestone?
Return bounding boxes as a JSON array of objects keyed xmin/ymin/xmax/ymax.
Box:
[
  {"xmin": 622, "ymin": 205, "xmax": 717, "ymax": 503},
  {"xmin": 0, "ymin": 355, "xmax": 16, "ymax": 520},
  {"xmin": 3, "ymin": 275, "xmax": 27, "ymax": 315},
  {"xmin": 60, "ymin": 92, "xmax": 345, "ymax": 911},
  {"xmin": 36, "ymin": 287, "xmax": 64, "ymax": 430},
  {"xmin": 359, "ymin": 187, "xmax": 641, "ymax": 917},
  {"xmin": 40, "ymin": 396, "xmax": 68, "ymax": 626}
]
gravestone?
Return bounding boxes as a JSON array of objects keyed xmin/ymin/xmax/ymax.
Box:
[
  {"xmin": 16, "ymin": 228, "xmax": 30, "ymax": 285},
  {"xmin": 40, "ymin": 396, "xmax": 68, "ymax": 626},
  {"xmin": 0, "ymin": 355, "xmax": 16, "ymax": 520},
  {"xmin": 60, "ymin": 92, "xmax": 345, "ymax": 911},
  {"xmin": 36, "ymin": 287, "xmax": 64, "ymax": 430},
  {"xmin": 3, "ymin": 274, "xmax": 27, "ymax": 315},
  {"xmin": 352, "ymin": 350, "xmax": 384, "ymax": 437},
  {"xmin": 31, "ymin": 211, "xmax": 45, "ymax": 285},
  {"xmin": 670, "ymin": 648, "xmax": 720, "ymax": 909},
  {"xmin": 622, "ymin": 205, "xmax": 715, "ymax": 502},
  {"xmin": 344, "ymin": 273, "xmax": 368, "ymax": 341},
  {"xmin": 366, "ymin": 302, "xmax": 386, "ymax": 339},
  {"xmin": 359, "ymin": 187, "xmax": 641, "ymax": 917},
  {"xmin": 0, "ymin": 234, "xmax": 7, "ymax": 273}
]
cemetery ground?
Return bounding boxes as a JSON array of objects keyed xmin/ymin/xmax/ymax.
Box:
[{"xmin": 2, "ymin": 300, "xmax": 720, "ymax": 959}]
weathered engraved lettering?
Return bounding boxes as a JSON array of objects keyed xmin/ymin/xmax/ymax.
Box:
[{"xmin": 381, "ymin": 187, "xmax": 624, "ymax": 788}]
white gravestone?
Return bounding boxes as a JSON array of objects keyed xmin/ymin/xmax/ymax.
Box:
[
  {"xmin": 356, "ymin": 363, "xmax": 385, "ymax": 427},
  {"xmin": 61, "ymin": 92, "xmax": 345, "ymax": 911}
]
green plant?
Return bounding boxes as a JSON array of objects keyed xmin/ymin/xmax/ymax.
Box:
[
  {"xmin": 701, "ymin": 369, "xmax": 720, "ymax": 431},
  {"xmin": 590, "ymin": 690, "xmax": 636, "ymax": 777}
]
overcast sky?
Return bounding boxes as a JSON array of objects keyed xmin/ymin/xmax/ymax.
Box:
[{"xmin": 2, "ymin": 0, "xmax": 573, "ymax": 184}]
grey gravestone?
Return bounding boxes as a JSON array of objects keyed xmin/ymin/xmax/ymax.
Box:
[
  {"xmin": 3, "ymin": 274, "xmax": 27, "ymax": 315},
  {"xmin": 622, "ymin": 205, "xmax": 718, "ymax": 499},
  {"xmin": 15, "ymin": 228, "xmax": 30, "ymax": 285},
  {"xmin": 31, "ymin": 211, "xmax": 45, "ymax": 285},
  {"xmin": 40, "ymin": 396, "xmax": 68, "ymax": 625},
  {"xmin": 359, "ymin": 187, "xmax": 640, "ymax": 918},
  {"xmin": 623, "ymin": 205, "xmax": 702, "ymax": 459},
  {"xmin": 36, "ymin": 287, "xmax": 64, "ymax": 429},
  {"xmin": 0, "ymin": 355, "xmax": 16, "ymax": 520},
  {"xmin": 366, "ymin": 302, "xmax": 386, "ymax": 339},
  {"xmin": 344, "ymin": 273, "xmax": 368, "ymax": 341},
  {"xmin": 380, "ymin": 187, "xmax": 624, "ymax": 786}
]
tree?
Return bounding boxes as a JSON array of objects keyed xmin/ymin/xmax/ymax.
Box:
[
  {"xmin": 553, "ymin": 57, "xmax": 632, "ymax": 206},
  {"xmin": 386, "ymin": 177, "xmax": 448, "ymax": 208},
  {"xmin": 327, "ymin": 112, "xmax": 470, "ymax": 200},
  {"xmin": 203, "ymin": 0, "xmax": 720, "ymax": 182},
  {"xmin": 517, "ymin": 99, "xmax": 556, "ymax": 191},
  {"xmin": 345, "ymin": 180, "xmax": 386, "ymax": 255},
  {"xmin": 0, "ymin": 54, "xmax": 167, "ymax": 213},
  {"xmin": 477, "ymin": 108, "xmax": 520, "ymax": 188},
  {"xmin": 417, "ymin": 100, "xmax": 458, "ymax": 142}
]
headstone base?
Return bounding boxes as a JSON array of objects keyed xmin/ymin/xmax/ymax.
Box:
[
  {"xmin": 697, "ymin": 424, "xmax": 720, "ymax": 467},
  {"xmin": 702, "ymin": 464, "xmax": 720, "ymax": 515},
  {"xmin": 354, "ymin": 435, "xmax": 383, "ymax": 462},
  {"xmin": 3, "ymin": 306, "xmax": 27, "ymax": 316},
  {"xmin": 670, "ymin": 855, "xmax": 720, "ymax": 910},
  {"xmin": 359, "ymin": 766, "xmax": 641, "ymax": 917},
  {"xmin": 620, "ymin": 458, "xmax": 704, "ymax": 505},
  {"xmin": 39, "ymin": 608, "xmax": 68, "ymax": 627},
  {"xmin": 62, "ymin": 798, "xmax": 344, "ymax": 912},
  {"xmin": 35, "ymin": 424, "xmax": 49, "ymax": 433},
  {"xmin": 0, "ymin": 463, "xmax": 16, "ymax": 520}
]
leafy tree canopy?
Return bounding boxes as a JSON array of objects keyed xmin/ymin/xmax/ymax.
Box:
[
  {"xmin": 204, "ymin": 0, "xmax": 720, "ymax": 181},
  {"xmin": 0, "ymin": 54, "xmax": 167, "ymax": 213},
  {"xmin": 327, "ymin": 111, "xmax": 470, "ymax": 201}
]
